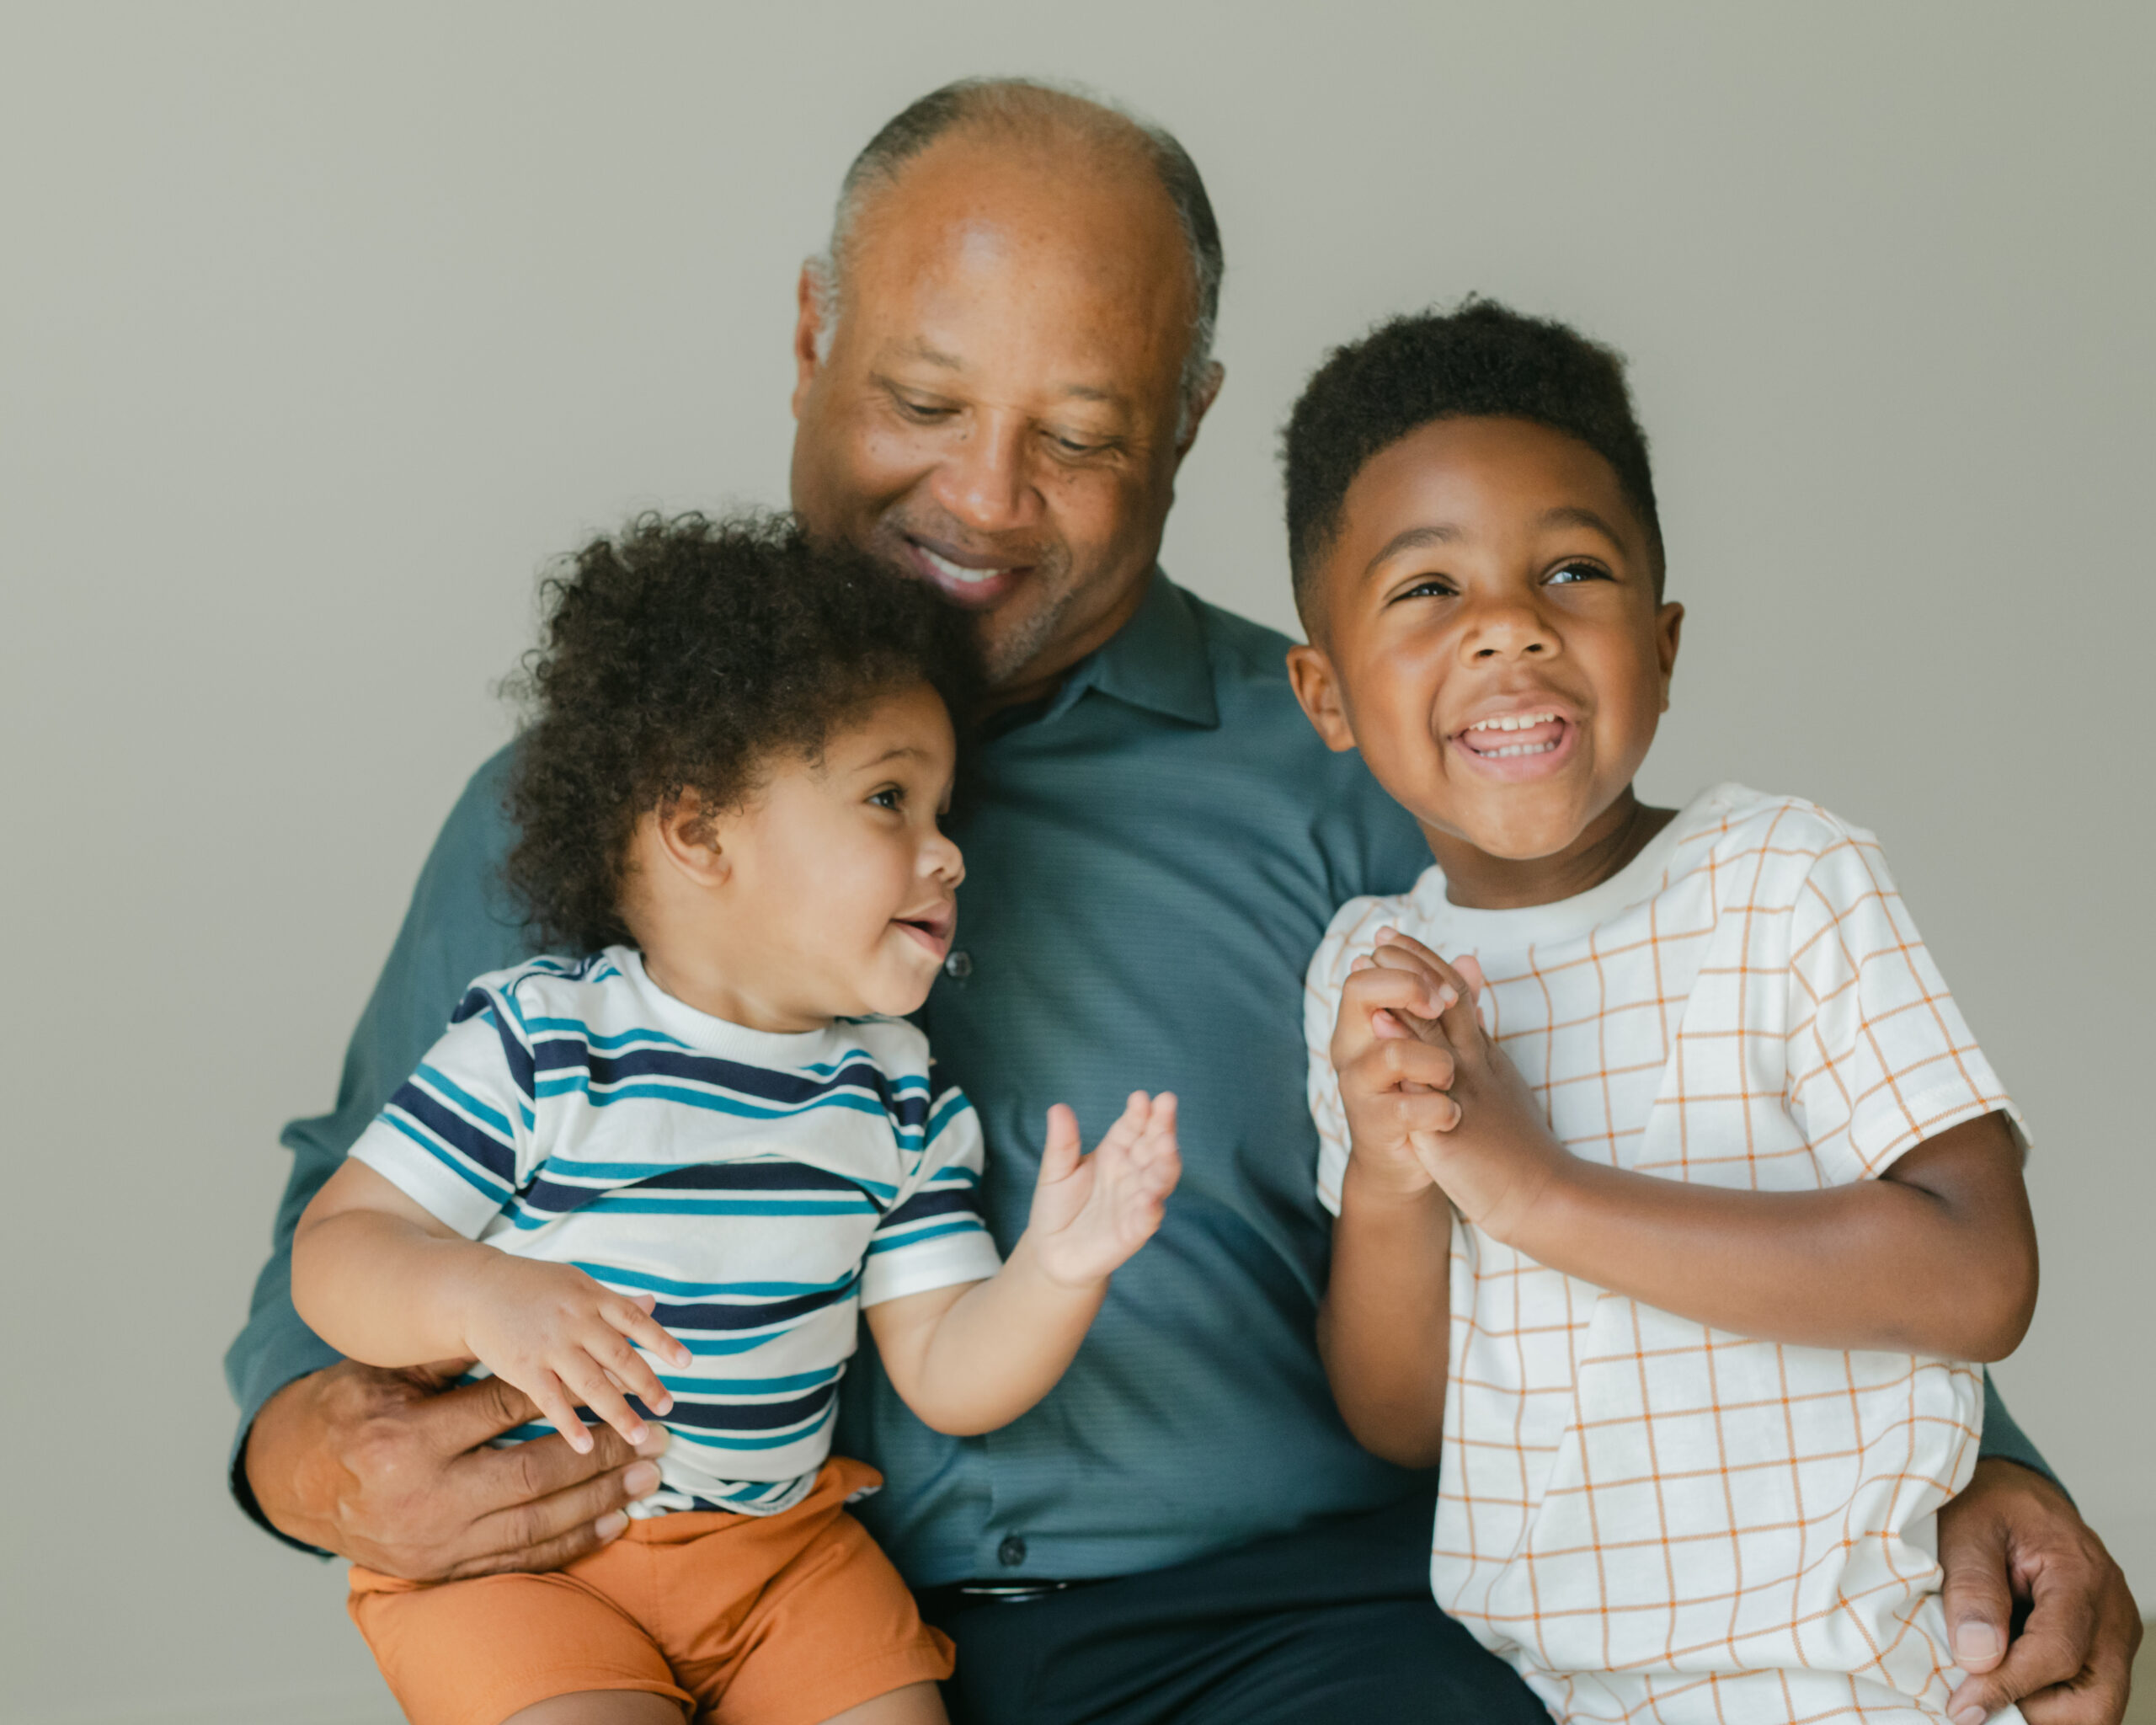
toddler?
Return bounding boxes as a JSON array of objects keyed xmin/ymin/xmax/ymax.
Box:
[
  {"xmin": 1285, "ymin": 302, "xmax": 2036, "ymax": 1723},
  {"xmin": 293, "ymin": 514, "xmax": 1180, "ymax": 1725}
]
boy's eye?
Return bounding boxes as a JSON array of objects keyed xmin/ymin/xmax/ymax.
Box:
[
  {"xmin": 1545, "ymin": 559, "xmax": 1610, "ymax": 585},
  {"xmin": 1396, "ymin": 577, "xmax": 1458, "ymax": 602},
  {"xmin": 868, "ymin": 787, "xmax": 905, "ymax": 811}
]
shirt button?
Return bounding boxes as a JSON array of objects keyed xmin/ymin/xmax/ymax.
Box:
[
  {"xmin": 996, "ymin": 1534, "xmax": 1027, "ymax": 1568},
  {"xmin": 944, "ymin": 950, "xmax": 974, "ymax": 980}
]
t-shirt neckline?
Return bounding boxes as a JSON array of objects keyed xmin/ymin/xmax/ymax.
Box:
[
  {"xmin": 612, "ymin": 945, "xmax": 849, "ymax": 1058},
  {"xmin": 1407, "ymin": 786, "xmax": 1734, "ymax": 950}
]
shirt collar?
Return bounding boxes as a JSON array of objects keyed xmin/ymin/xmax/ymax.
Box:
[{"xmin": 1041, "ymin": 569, "xmax": 1220, "ymax": 729}]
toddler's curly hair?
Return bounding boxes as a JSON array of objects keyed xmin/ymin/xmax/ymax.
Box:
[{"xmin": 504, "ymin": 511, "xmax": 980, "ymax": 953}]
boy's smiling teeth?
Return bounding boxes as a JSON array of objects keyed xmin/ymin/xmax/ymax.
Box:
[
  {"xmin": 1465, "ymin": 711, "xmax": 1561, "ymax": 734},
  {"xmin": 1459, "ymin": 711, "xmax": 1570, "ymax": 760}
]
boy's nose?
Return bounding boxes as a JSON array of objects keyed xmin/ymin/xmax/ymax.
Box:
[{"xmin": 1463, "ymin": 595, "xmax": 1556, "ymax": 660}]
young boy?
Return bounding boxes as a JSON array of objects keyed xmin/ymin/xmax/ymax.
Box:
[
  {"xmin": 292, "ymin": 514, "xmax": 1181, "ymax": 1725},
  {"xmin": 1283, "ymin": 302, "xmax": 2036, "ymax": 1724}
]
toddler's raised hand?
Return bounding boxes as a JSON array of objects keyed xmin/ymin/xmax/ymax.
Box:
[
  {"xmin": 457, "ymin": 1256, "xmax": 695, "ymax": 1455},
  {"xmin": 1026, "ymin": 1092, "xmax": 1182, "ymax": 1288}
]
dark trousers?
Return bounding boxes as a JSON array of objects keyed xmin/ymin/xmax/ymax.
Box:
[{"xmin": 920, "ymin": 1488, "xmax": 1548, "ymax": 1725}]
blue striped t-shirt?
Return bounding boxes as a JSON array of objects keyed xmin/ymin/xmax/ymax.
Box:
[{"xmin": 348, "ymin": 944, "xmax": 1003, "ymax": 1517}]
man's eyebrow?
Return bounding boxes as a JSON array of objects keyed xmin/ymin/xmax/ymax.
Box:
[
  {"xmin": 895, "ymin": 339, "xmax": 963, "ymax": 371},
  {"xmin": 1364, "ymin": 523, "xmax": 1461, "ymax": 577}
]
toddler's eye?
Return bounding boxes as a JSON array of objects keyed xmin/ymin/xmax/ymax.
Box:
[
  {"xmin": 868, "ymin": 787, "xmax": 904, "ymax": 811},
  {"xmin": 1396, "ymin": 577, "xmax": 1457, "ymax": 602},
  {"xmin": 1545, "ymin": 560, "xmax": 1609, "ymax": 585}
]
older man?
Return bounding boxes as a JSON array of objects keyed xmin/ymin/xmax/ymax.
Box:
[{"xmin": 228, "ymin": 80, "xmax": 2138, "ymax": 1724}]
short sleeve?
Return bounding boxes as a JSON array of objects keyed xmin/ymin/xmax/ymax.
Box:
[
  {"xmin": 347, "ymin": 982, "xmax": 536, "ymax": 1237},
  {"xmin": 1784, "ymin": 828, "xmax": 2024, "ymax": 1183},
  {"xmin": 858, "ymin": 1084, "xmax": 1002, "ymax": 1306},
  {"xmin": 1305, "ymin": 900, "xmax": 1376, "ymax": 1218}
]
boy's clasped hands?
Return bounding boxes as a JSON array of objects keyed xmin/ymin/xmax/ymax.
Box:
[{"xmin": 1333, "ymin": 925, "xmax": 1558, "ymax": 1238}]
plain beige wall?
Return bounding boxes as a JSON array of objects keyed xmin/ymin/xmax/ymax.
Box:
[{"xmin": 3, "ymin": 3, "xmax": 2150, "ymax": 1720}]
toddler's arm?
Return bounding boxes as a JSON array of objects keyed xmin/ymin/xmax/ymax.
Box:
[
  {"xmin": 292, "ymin": 1160, "xmax": 692, "ymax": 1455},
  {"xmin": 1348, "ymin": 930, "xmax": 2038, "ymax": 1360},
  {"xmin": 867, "ymin": 1092, "xmax": 1180, "ymax": 1435}
]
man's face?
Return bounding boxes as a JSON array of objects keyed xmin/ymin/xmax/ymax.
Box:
[{"xmin": 789, "ymin": 133, "xmax": 1217, "ymax": 698}]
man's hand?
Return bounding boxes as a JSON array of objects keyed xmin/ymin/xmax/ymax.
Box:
[
  {"xmin": 1941, "ymin": 1458, "xmax": 2141, "ymax": 1725},
  {"xmin": 1026, "ymin": 1092, "xmax": 1181, "ymax": 1287},
  {"xmin": 243, "ymin": 1358, "xmax": 668, "ymax": 1581}
]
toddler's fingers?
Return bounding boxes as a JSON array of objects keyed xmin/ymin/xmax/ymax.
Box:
[
  {"xmin": 524, "ymin": 1370, "xmax": 595, "ymax": 1456},
  {"xmin": 1439, "ymin": 955, "xmax": 1488, "ymax": 1044},
  {"xmin": 601, "ymin": 1295, "xmax": 693, "ymax": 1372},
  {"xmin": 1039, "ymin": 1103, "xmax": 1083, "ymax": 1184},
  {"xmin": 561, "ymin": 1354, "xmax": 652, "ymax": 1449},
  {"xmin": 588, "ymin": 1321, "xmax": 677, "ymax": 1416}
]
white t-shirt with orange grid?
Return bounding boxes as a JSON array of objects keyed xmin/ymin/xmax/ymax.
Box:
[{"xmin": 1305, "ymin": 783, "xmax": 2026, "ymax": 1725}]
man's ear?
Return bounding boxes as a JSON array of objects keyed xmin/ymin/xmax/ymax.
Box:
[
  {"xmin": 1655, "ymin": 601, "xmax": 1684, "ymax": 712},
  {"xmin": 1170, "ymin": 361, "xmax": 1226, "ymax": 468},
  {"xmin": 791, "ymin": 262, "xmax": 828, "ymax": 422},
  {"xmin": 649, "ymin": 790, "xmax": 733, "ymax": 889},
  {"xmin": 1286, "ymin": 641, "xmax": 1357, "ymax": 753}
]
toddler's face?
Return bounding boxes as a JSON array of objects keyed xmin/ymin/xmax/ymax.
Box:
[
  {"xmin": 656, "ymin": 682, "xmax": 964, "ymax": 1028},
  {"xmin": 1289, "ymin": 416, "xmax": 1682, "ymax": 868}
]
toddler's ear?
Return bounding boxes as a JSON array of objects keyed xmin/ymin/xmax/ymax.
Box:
[
  {"xmin": 1286, "ymin": 644, "xmax": 1356, "ymax": 754},
  {"xmin": 644, "ymin": 790, "xmax": 732, "ymax": 889}
]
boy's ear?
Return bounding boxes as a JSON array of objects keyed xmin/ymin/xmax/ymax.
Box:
[
  {"xmin": 649, "ymin": 790, "xmax": 733, "ymax": 888},
  {"xmin": 1655, "ymin": 601, "xmax": 1684, "ymax": 712},
  {"xmin": 1286, "ymin": 643, "xmax": 1358, "ymax": 754}
]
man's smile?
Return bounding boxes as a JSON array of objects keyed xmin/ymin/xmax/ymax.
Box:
[{"xmin": 900, "ymin": 533, "xmax": 1031, "ymax": 610}]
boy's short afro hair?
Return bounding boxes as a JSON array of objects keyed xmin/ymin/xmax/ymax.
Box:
[
  {"xmin": 1282, "ymin": 297, "xmax": 1663, "ymax": 619},
  {"xmin": 504, "ymin": 510, "xmax": 981, "ymax": 955}
]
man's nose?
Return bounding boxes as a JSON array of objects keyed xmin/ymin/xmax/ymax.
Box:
[{"xmin": 926, "ymin": 412, "xmax": 1039, "ymax": 537}]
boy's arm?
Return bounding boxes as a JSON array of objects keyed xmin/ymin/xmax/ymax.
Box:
[
  {"xmin": 1317, "ymin": 1173, "xmax": 1453, "ymax": 1467},
  {"xmin": 867, "ymin": 1094, "xmax": 1178, "ymax": 1435},
  {"xmin": 1364, "ymin": 935, "xmax": 2039, "ymax": 1361}
]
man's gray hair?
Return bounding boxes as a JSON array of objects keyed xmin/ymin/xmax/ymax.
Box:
[{"xmin": 807, "ymin": 77, "xmax": 1225, "ymax": 438}]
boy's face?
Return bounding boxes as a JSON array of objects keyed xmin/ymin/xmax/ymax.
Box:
[
  {"xmin": 1289, "ymin": 416, "xmax": 1682, "ymax": 876},
  {"xmin": 637, "ymin": 682, "xmax": 966, "ymax": 1031}
]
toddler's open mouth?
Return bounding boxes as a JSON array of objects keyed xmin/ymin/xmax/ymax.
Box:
[{"xmin": 894, "ymin": 905, "xmax": 956, "ymax": 956}]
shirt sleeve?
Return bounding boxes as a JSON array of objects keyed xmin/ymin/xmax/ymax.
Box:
[
  {"xmin": 1305, "ymin": 904, "xmax": 1366, "ymax": 1218},
  {"xmin": 348, "ymin": 981, "xmax": 537, "ymax": 1237},
  {"xmin": 1784, "ymin": 823, "xmax": 2025, "ymax": 1184},
  {"xmin": 858, "ymin": 1084, "xmax": 1002, "ymax": 1306}
]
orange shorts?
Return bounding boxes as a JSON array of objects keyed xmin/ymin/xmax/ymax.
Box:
[{"xmin": 348, "ymin": 1455, "xmax": 952, "ymax": 1725}]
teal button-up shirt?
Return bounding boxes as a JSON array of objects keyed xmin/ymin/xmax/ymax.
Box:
[{"xmin": 226, "ymin": 572, "xmax": 2052, "ymax": 1573}]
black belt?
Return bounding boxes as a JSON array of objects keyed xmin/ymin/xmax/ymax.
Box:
[{"xmin": 916, "ymin": 1577, "xmax": 1113, "ymax": 1614}]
